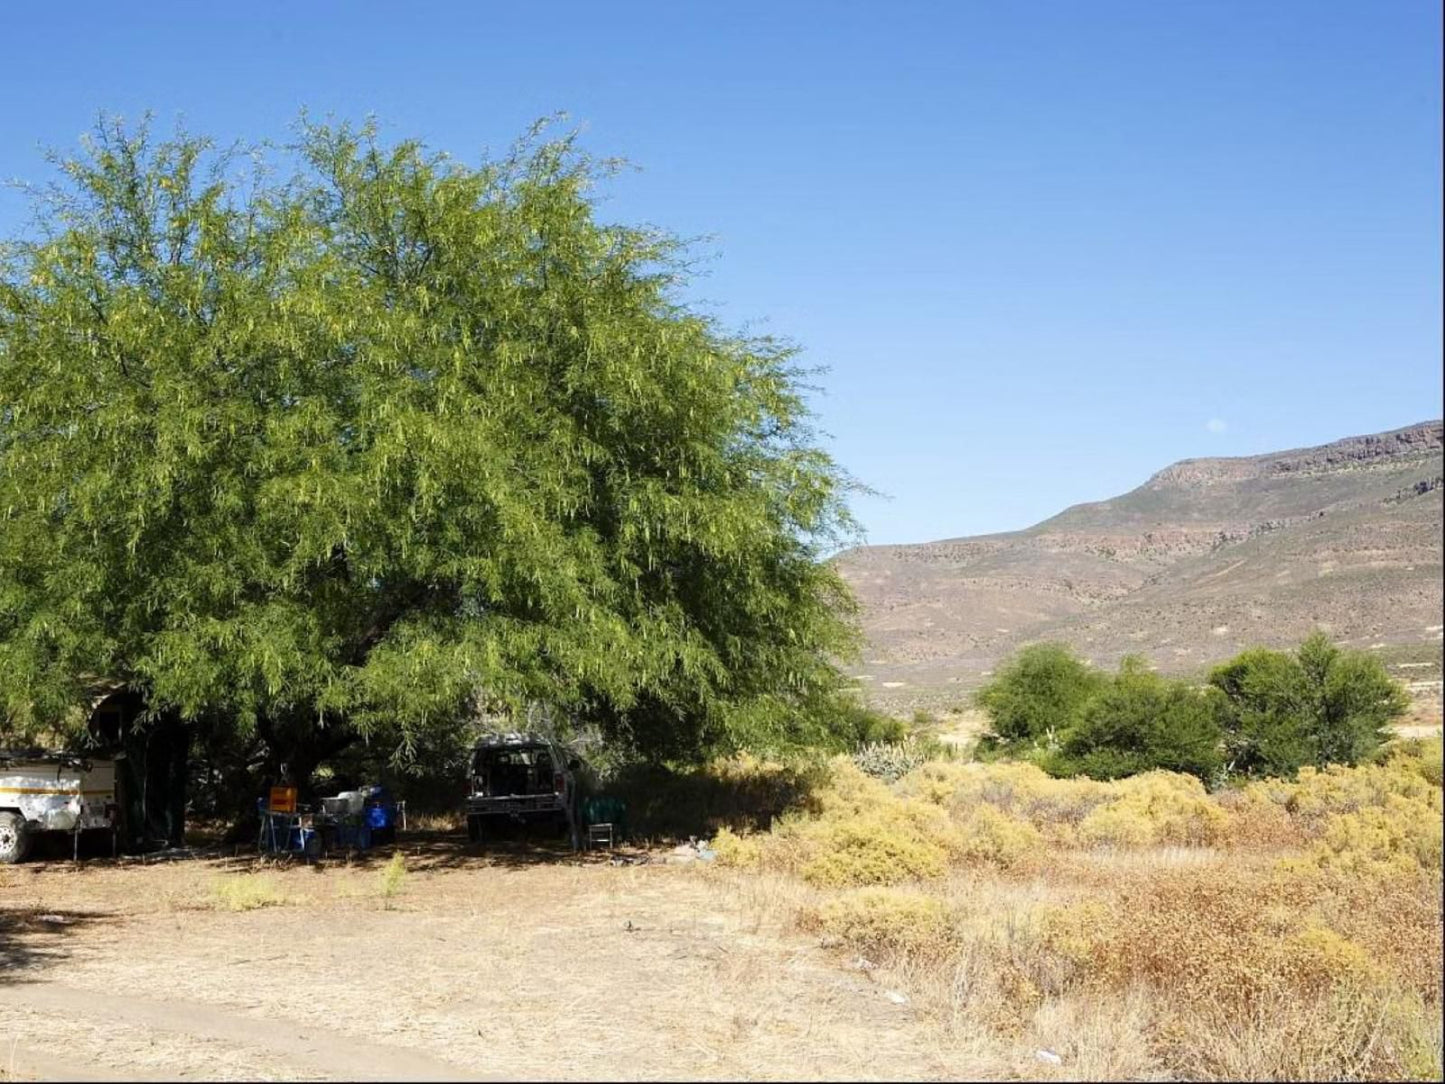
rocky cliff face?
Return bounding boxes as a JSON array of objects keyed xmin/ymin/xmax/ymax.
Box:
[
  {"xmin": 834, "ymin": 421, "xmax": 1444, "ymax": 711},
  {"xmin": 1146, "ymin": 422, "xmax": 1443, "ymax": 488}
]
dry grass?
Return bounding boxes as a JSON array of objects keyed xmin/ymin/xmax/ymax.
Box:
[
  {"xmin": 0, "ymin": 841, "xmax": 983, "ymax": 1081},
  {"xmin": 209, "ymin": 873, "xmax": 290, "ymax": 912},
  {"xmin": 711, "ymin": 738, "xmax": 1445, "ymax": 1081}
]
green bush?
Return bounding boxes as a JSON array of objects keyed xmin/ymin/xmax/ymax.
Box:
[
  {"xmin": 974, "ymin": 643, "xmax": 1104, "ymax": 752},
  {"xmin": 834, "ymin": 701, "xmax": 910, "ymax": 747},
  {"xmin": 1209, "ymin": 631, "xmax": 1408, "ymax": 777},
  {"xmin": 1046, "ymin": 658, "xmax": 1223, "ymax": 782}
]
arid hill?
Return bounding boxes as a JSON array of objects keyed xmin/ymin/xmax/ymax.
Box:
[{"xmin": 834, "ymin": 421, "xmax": 1444, "ymax": 712}]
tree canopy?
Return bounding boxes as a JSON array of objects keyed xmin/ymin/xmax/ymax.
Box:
[
  {"xmin": 1208, "ymin": 631, "xmax": 1407, "ymax": 776},
  {"xmin": 0, "ymin": 116, "xmax": 863, "ymax": 768},
  {"xmin": 973, "ymin": 642, "xmax": 1104, "ymax": 753}
]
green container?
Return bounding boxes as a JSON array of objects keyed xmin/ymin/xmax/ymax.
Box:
[{"xmin": 582, "ymin": 795, "xmax": 627, "ymax": 836}]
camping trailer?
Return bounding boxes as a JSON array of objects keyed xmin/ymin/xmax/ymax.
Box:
[
  {"xmin": 0, "ymin": 684, "xmax": 190, "ymax": 862},
  {"xmin": 0, "ymin": 751, "xmax": 119, "ymax": 863}
]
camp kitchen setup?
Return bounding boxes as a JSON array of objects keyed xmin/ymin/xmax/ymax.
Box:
[{"xmin": 257, "ymin": 783, "xmax": 404, "ymax": 859}]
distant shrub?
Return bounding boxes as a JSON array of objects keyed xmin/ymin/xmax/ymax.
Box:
[
  {"xmin": 807, "ymin": 887, "xmax": 953, "ymax": 957},
  {"xmin": 833, "ymin": 701, "xmax": 910, "ymax": 747},
  {"xmin": 211, "ymin": 874, "xmax": 288, "ymax": 912},
  {"xmin": 974, "ymin": 643, "xmax": 1104, "ymax": 752},
  {"xmin": 1047, "ymin": 658, "xmax": 1223, "ymax": 782},
  {"xmin": 1209, "ymin": 631, "xmax": 1408, "ymax": 777}
]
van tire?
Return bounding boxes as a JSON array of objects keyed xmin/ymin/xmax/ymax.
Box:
[
  {"xmin": 0, "ymin": 811, "xmax": 30, "ymax": 864},
  {"xmin": 467, "ymin": 815, "xmax": 482, "ymax": 844}
]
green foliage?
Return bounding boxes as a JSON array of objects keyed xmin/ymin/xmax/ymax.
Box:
[
  {"xmin": 974, "ymin": 643, "xmax": 1103, "ymax": 752},
  {"xmin": 1209, "ymin": 632, "xmax": 1408, "ymax": 777},
  {"xmin": 0, "ymin": 115, "xmax": 864, "ymax": 765},
  {"xmin": 832, "ymin": 699, "xmax": 909, "ymax": 748},
  {"xmin": 1046, "ymin": 658, "xmax": 1223, "ymax": 782}
]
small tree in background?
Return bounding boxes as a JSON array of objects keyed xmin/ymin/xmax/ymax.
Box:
[
  {"xmin": 1046, "ymin": 657, "xmax": 1223, "ymax": 782},
  {"xmin": 974, "ymin": 642, "xmax": 1103, "ymax": 754},
  {"xmin": 1209, "ymin": 631, "xmax": 1408, "ymax": 777}
]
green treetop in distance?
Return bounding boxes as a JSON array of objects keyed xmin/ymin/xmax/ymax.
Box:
[{"xmin": 0, "ymin": 115, "xmax": 864, "ymax": 769}]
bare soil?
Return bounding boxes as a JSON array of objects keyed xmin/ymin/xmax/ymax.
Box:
[{"xmin": 0, "ymin": 836, "xmax": 984, "ymax": 1081}]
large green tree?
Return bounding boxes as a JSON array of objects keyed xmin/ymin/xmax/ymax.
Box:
[
  {"xmin": 1208, "ymin": 631, "xmax": 1408, "ymax": 776},
  {"xmin": 0, "ymin": 116, "xmax": 863, "ymax": 774}
]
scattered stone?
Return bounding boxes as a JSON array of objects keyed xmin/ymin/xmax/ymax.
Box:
[
  {"xmin": 884, "ymin": 990, "xmax": 908, "ymax": 1005},
  {"xmin": 1035, "ymin": 1049, "xmax": 1062, "ymax": 1065}
]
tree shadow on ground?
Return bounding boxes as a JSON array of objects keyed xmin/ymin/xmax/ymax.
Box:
[{"xmin": 0, "ymin": 909, "xmax": 113, "ymax": 984}]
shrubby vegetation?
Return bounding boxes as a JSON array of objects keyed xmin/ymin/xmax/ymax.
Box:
[
  {"xmin": 1048, "ymin": 656, "xmax": 1223, "ymax": 781},
  {"xmin": 972, "ymin": 633, "xmax": 1408, "ymax": 783},
  {"xmin": 709, "ymin": 737, "xmax": 1444, "ymax": 1080}
]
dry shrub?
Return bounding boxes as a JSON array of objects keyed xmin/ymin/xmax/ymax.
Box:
[
  {"xmin": 724, "ymin": 750, "xmax": 1442, "ymax": 1080},
  {"xmin": 1305, "ymin": 793, "xmax": 1444, "ymax": 876},
  {"xmin": 1252, "ymin": 759, "xmax": 1438, "ymax": 827},
  {"xmin": 805, "ymin": 887, "xmax": 954, "ymax": 958},
  {"xmin": 898, "ymin": 760, "xmax": 1108, "ymax": 833},
  {"xmin": 1077, "ymin": 771, "xmax": 1232, "ymax": 847},
  {"xmin": 759, "ymin": 761, "xmax": 966, "ymax": 887},
  {"xmin": 710, "ymin": 826, "xmax": 763, "ymax": 868},
  {"xmin": 955, "ymin": 805, "xmax": 1043, "ymax": 868},
  {"xmin": 795, "ymin": 811, "xmax": 954, "ymax": 887},
  {"xmin": 210, "ymin": 874, "xmax": 288, "ymax": 912}
]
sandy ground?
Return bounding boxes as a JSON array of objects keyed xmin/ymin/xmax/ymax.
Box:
[{"xmin": 0, "ymin": 836, "xmax": 983, "ymax": 1081}]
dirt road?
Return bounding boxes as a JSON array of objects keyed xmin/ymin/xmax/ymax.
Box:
[{"xmin": 0, "ymin": 839, "xmax": 981, "ymax": 1081}]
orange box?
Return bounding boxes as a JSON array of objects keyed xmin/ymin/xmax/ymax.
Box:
[{"xmin": 268, "ymin": 786, "xmax": 297, "ymax": 813}]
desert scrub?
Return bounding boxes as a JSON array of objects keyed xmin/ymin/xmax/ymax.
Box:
[
  {"xmin": 1077, "ymin": 772, "xmax": 1232, "ymax": 847},
  {"xmin": 898, "ymin": 760, "xmax": 1109, "ymax": 836},
  {"xmin": 710, "ymin": 826, "xmax": 763, "ymax": 868},
  {"xmin": 724, "ymin": 750, "xmax": 1442, "ymax": 1081},
  {"xmin": 1302, "ymin": 792, "xmax": 1443, "ymax": 875},
  {"xmin": 796, "ymin": 811, "xmax": 955, "ymax": 886},
  {"xmin": 805, "ymin": 887, "xmax": 954, "ymax": 957},
  {"xmin": 1251, "ymin": 759, "xmax": 1437, "ymax": 828},
  {"xmin": 1381, "ymin": 735, "xmax": 1444, "ymax": 787},
  {"xmin": 211, "ymin": 874, "xmax": 288, "ymax": 912},
  {"xmin": 754, "ymin": 761, "xmax": 967, "ymax": 886},
  {"xmin": 955, "ymin": 805, "xmax": 1043, "ymax": 868}
]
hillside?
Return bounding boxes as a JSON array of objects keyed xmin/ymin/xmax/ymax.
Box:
[{"xmin": 834, "ymin": 421, "xmax": 1444, "ymax": 712}]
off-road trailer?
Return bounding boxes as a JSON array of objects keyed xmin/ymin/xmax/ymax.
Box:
[{"xmin": 0, "ymin": 751, "xmax": 120, "ymax": 863}]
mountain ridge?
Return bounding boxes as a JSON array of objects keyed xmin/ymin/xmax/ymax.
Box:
[{"xmin": 834, "ymin": 420, "xmax": 1444, "ymax": 712}]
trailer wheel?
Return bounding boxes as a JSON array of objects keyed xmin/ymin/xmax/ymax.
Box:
[
  {"xmin": 467, "ymin": 815, "xmax": 482, "ymax": 843},
  {"xmin": 0, "ymin": 811, "xmax": 30, "ymax": 865}
]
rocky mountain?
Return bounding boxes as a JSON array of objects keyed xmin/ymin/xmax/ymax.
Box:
[{"xmin": 834, "ymin": 421, "xmax": 1444, "ymax": 712}]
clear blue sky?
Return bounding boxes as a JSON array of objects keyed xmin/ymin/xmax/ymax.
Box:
[{"xmin": 2, "ymin": 1, "xmax": 1440, "ymax": 545}]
